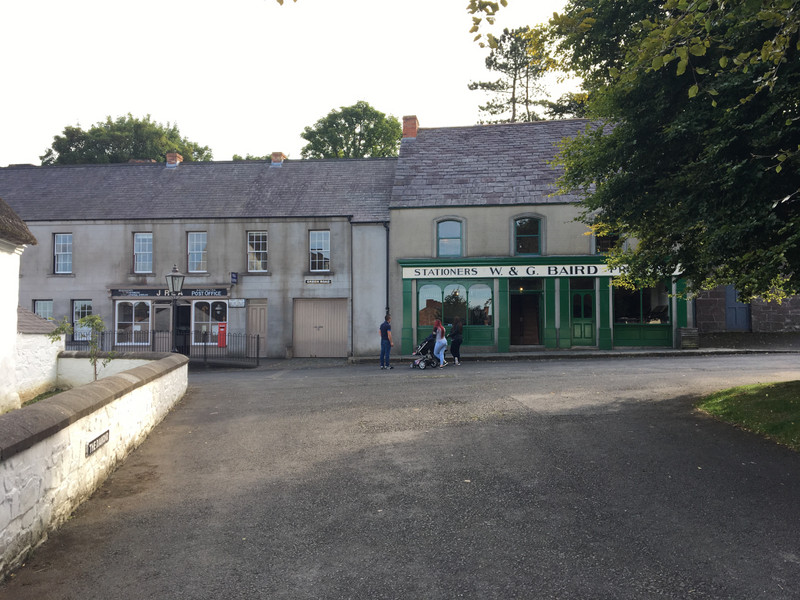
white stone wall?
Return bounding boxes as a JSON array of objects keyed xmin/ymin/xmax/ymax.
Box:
[
  {"xmin": 15, "ymin": 333, "xmax": 63, "ymax": 403},
  {"xmin": 0, "ymin": 356, "xmax": 188, "ymax": 577},
  {"xmin": 0, "ymin": 241, "xmax": 23, "ymax": 414},
  {"xmin": 57, "ymin": 356, "xmax": 159, "ymax": 388}
]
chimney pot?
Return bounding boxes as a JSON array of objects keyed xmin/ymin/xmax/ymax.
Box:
[
  {"xmin": 271, "ymin": 152, "xmax": 287, "ymax": 167},
  {"xmin": 403, "ymin": 115, "xmax": 419, "ymax": 139}
]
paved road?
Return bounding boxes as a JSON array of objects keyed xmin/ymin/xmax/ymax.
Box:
[{"xmin": 2, "ymin": 354, "xmax": 799, "ymax": 599}]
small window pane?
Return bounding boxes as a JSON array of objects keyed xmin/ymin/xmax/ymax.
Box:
[
  {"xmin": 443, "ymin": 284, "xmax": 467, "ymax": 325},
  {"xmin": 515, "ymin": 218, "xmax": 540, "ymax": 255},
  {"xmin": 468, "ymin": 283, "xmax": 493, "ymax": 326},
  {"xmin": 248, "ymin": 231, "xmax": 268, "ymax": 272},
  {"xmin": 134, "ymin": 233, "xmax": 153, "ymax": 273},
  {"xmin": 54, "ymin": 233, "xmax": 73, "ymax": 273},
  {"xmin": 437, "ymin": 220, "xmax": 462, "ymax": 257},
  {"xmin": 188, "ymin": 232, "xmax": 207, "ymax": 272},
  {"xmin": 418, "ymin": 284, "xmax": 442, "ymax": 327},
  {"xmin": 34, "ymin": 300, "xmax": 53, "ymax": 320},
  {"xmin": 309, "ymin": 230, "xmax": 330, "ymax": 271}
]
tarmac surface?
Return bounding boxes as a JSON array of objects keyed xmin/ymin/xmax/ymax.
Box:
[{"xmin": 1, "ymin": 340, "xmax": 799, "ymax": 599}]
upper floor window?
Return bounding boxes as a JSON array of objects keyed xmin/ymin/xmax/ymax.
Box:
[
  {"xmin": 134, "ymin": 232, "xmax": 153, "ymax": 273},
  {"xmin": 34, "ymin": 299, "xmax": 53, "ymax": 320},
  {"xmin": 248, "ymin": 231, "xmax": 268, "ymax": 272},
  {"xmin": 595, "ymin": 233, "xmax": 620, "ymax": 254},
  {"xmin": 188, "ymin": 232, "xmax": 207, "ymax": 273},
  {"xmin": 54, "ymin": 233, "xmax": 73, "ymax": 273},
  {"xmin": 309, "ymin": 230, "xmax": 330, "ymax": 272},
  {"xmin": 514, "ymin": 218, "xmax": 541, "ymax": 255},
  {"xmin": 437, "ymin": 220, "xmax": 462, "ymax": 257}
]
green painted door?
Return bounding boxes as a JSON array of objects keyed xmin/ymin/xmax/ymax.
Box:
[{"xmin": 571, "ymin": 290, "xmax": 595, "ymax": 346}]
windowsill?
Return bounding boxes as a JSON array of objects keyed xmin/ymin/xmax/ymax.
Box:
[
  {"xmin": 187, "ymin": 272, "xmax": 211, "ymax": 277},
  {"xmin": 131, "ymin": 273, "xmax": 155, "ymax": 277},
  {"xmin": 305, "ymin": 271, "xmax": 333, "ymax": 277},
  {"xmin": 49, "ymin": 273, "xmax": 76, "ymax": 278},
  {"xmin": 245, "ymin": 271, "xmax": 271, "ymax": 276}
]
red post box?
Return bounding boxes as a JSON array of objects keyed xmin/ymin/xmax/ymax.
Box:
[{"xmin": 217, "ymin": 323, "xmax": 227, "ymax": 347}]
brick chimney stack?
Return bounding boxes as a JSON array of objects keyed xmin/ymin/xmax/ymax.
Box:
[
  {"xmin": 271, "ymin": 152, "xmax": 287, "ymax": 167},
  {"xmin": 403, "ymin": 115, "xmax": 419, "ymax": 139},
  {"xmin": 165, "ymin": 152, "xmax": 183, "ymax": 168}
]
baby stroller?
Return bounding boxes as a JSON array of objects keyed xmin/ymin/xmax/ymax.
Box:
[{"xmin": 411, "ymin": 334, "xmax": 440, "ymax": 370}]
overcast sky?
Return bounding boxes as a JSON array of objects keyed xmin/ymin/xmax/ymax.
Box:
[{"xmin": 1, "ymin": 0, "xmax": 570, "ymax": 167}]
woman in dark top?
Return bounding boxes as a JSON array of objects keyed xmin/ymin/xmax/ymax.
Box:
[{"xmin": 450, "ymin": 316, "xmax": 463, "ymax": 366}]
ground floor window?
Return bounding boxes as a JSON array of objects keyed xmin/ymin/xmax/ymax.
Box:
[
  {"xmin": 613, "ymin": 284, "xmax": 670, "ymax": 324},
  {"xmin": 192, "ymin": 300, "xmax": 228, "ymax": 344},
  {"xmin": 34, "ymin": 299, "xmax": 53, "ymax": 320},
  {"xmin": 418, "ymin": 280, "xmax": 493, "ymax": 327},
  {"xmin": 116, "ymin": 300, "xmax": 151, "ymax": 344},
  {"xmin": 72, "ymin": 300, "xmax": 93, "ymax": 341}
]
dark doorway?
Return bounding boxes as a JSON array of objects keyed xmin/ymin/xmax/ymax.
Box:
[
  {"xmin": 510, "ymin": 294, "xmax": 540, "ymax": 345},
  {"xmin": 175, "ymin": 303, "xmax": 191, "ymax": 355},
  {"xmin": 725, "ymin": 285, "xmax": 751, "ymax": 331}
]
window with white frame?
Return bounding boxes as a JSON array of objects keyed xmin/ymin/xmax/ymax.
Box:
[
  {"xmin": 247, "ymin": 231, "xmax": 268, "ymax": 272},
  {"xmin": 72, "ymin": 300, "xmax": 93, "ymax": 341},
  {"xmin": 134, "ymin": 232, "xmax": 153, "ymax": 273},
  {"xmin": 188, "ymin": 232, "xmax": 207, "ymax": 272},
  {"xmin": 437, "ymin": 220, "xmax": 462, "ymax": 257},
  {"xmin": 309, "ymin": 230, "xmax": 330, "ymax": 272},
  {"xmin": 34, "ymin": 300, "xmax": 53, "ymax": 320},
  {"xmin": 192, "ymin": 300, "xmax": 228, "ymax": 344},
  {"xmin": 116, "ymin": 300, "xmax": 151, "ymax": 344},
  {"xmin": 54, "ymin": 233, "xmax": 73, "ymax": 273}
]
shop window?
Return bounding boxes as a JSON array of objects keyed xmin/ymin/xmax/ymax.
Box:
[
  {"xmin": 437, "ymin": 220, "xmax": 462, "ymax": 257},
  {"xmin": 613, "ymin": 285, "xmax": 670, "ymax": 324},
  {"xmin": 193, "ymin": 300, "xmax": 228, "ymax": 344},
  {"xmin": 134, "ymin": 232, "xmax": 153, "ymax": 273},
  {"xmin": 515, "ymin": 218, "xmax": 541, "ymax": 255},
  {"xmin": 116, "ymin": 300, "xmax": 151, "ymax": 344},
  {"xmin": 188, "ymin": 232, "xmax": 207, "ymax": 272},
  {"xmin": 443, "ymin": 284, "xmax": 467, "ymax": 325},
  {"xmin": 34, "ymin": 299, "xmax": 53, "ymax": 320},
  {"xmin": 309, "ymin": 230, "xmax": 330, "ymax": 272},
  {"xmin": 418, "ymin": 284, "xmax": 442, "ymax": 326},
  {"xmin": 54, "ymin": 233, "xmax": 73, "ymax": 274},
  {"xmin": 468, "ymin": 283, "xmax": 493, "ymax": 326},
  {"xmin": 248, "ymin": 231, "xmax": 268, "ymax": 272}
]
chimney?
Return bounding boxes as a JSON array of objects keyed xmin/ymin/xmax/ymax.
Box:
[
  {"xmin": 271, "ymin": 152, "xmax": 287, "ymax": 167},
  {"xmin": 403, "ymin": 115, "xmax": 419, "ymax": 139},
  {"xmin": 165, "ymin": 152, "xmax": 183, "ymax": 168}
]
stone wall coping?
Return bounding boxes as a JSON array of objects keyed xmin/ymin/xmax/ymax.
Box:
[{"xmin": 0, "ymin": 353, "xmax": 188, "ymax": 461}]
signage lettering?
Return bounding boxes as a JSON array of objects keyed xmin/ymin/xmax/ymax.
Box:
[
  {"xmin": 403, "ymin": 264, "xmax": 618, "ymax": 279},
  {"xmin": 86, "ymin": 430, "xmax": 110, "ymax": 457},
  {"xmin": 111, "ymin": 288, "xmax": 228, "ymax": 298}
]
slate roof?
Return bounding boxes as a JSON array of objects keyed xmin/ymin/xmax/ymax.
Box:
[
  {"xmin": 17, "ymin": 306, "xmax": 57, "ymax": 334},
  {"xmin": 391, "ymin": 119, "xmax": 592, "ymax": 208},
  {"xmin": 0, "ymin": 196, "xmax": 36, "ymax": 246},
  {"xmin": 0, "ymin": 158, "xmax": 396, "ymax": 224}
]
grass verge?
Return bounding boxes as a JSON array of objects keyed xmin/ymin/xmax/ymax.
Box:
[
  {"xmin": 22, "ymin": 388, "xmax": 68, "ymax": 407},
  {"xmin": 696, "ymin": 380, "xmax": 800, "ymax": 451}
]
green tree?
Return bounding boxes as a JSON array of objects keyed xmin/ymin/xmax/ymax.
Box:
[
  {"xmin": 232, "ymin": 153, "xmax": 270, "ymax": 161},
  {"xmin": 469, "ymin": 26, "xmax": 554, "ymax": 123},
  {"xmin": 40, "ymin": 114, "xmax": 213, "ymax": 165},
  {"xmin": 300, "ymin": 101, "xmax": 402, "ymax": 159},
  {"xmin": 48, "ymin": 315, "xmax": 115, "ymax": 382},
  {"xmin": 551, "ymin": 0, "xmax": 800, "ymax": 300}
]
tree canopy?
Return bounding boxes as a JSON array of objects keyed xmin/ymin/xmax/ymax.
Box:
[
  {"xmin": 40, "ymin": 114, "xmax": 213, "ymax": 165},
  {"xmin": 551, "ymin": 0, "xmax": 800, "ymax": 300},
  {"xmin": 300, "ymin": 101, "xmax": 402, "ymax": 159},
  {"xmin": 468, "ymin": 26, "xmax": 554, "ymax": 123}
]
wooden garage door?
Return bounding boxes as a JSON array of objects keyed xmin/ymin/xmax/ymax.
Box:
[{"xmin": 293, "ymin": 298, "xmax": 348, "ymax": 357}]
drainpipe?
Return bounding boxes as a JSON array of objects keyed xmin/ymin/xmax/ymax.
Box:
[{"xmin": 383, "ymin": 221, "xmax": 390, "ymax": 314}]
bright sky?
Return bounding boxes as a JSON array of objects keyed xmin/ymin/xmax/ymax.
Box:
[{"xmin": 1, "ymin": 0, "xmax": 569, "ymax": 166}]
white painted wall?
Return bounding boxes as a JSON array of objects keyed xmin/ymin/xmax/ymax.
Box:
[
  {"xmin": 0, "ymin": 241, "xmax": 23, "ymax": 413},
  {"xmin": 56, "ymin": 356, "xmax": 161, "ymax": 388},
  {"xmin": 0, "ymin": 356, "xmax": 187, "ymax": 577},
  {"xmin": 15, "ymin": 333, "xmax": 63, "ymax": 403}
]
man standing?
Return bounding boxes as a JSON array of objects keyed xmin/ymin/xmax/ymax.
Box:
[{"xmin": 379, "ymin": 314, "xmax": 394, "ymax": 370}]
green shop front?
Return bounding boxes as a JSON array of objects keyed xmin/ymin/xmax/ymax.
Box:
[{"xmin": 399, "ymin": 257, "xmax": 688, "ymax": 354}]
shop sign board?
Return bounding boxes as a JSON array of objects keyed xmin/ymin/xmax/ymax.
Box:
[{"xmin": 402, "ymin": 264, "xmax": 623, "ymax": 279}]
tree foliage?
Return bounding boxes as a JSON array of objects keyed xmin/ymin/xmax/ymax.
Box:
[
  {"xmin": 469, "ymin": 26, "xmax": 555, "ymax": 123},
  {"xmin": 552, "ymin": 0, "xmax": 800, "ymax": 300},
  {"xmin": 300, "ymin": 101, "xmax": 402, "ymax": 159},
  {"xmin": 48, "ymin": 315, "xmax": 114, "ymax": 381},
  {"xmin": 40, "ymin": 114, "xmax": 213, "ymax": 165}
]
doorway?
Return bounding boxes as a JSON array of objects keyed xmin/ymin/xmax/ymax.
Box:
[
  {"xmin": 509, "ymin": 294, "xmax": 541, "ymax": 345},
  {"xmin": 571, "ymin": 278, "xmax": 596, "ymax": 346}
]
